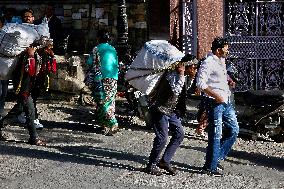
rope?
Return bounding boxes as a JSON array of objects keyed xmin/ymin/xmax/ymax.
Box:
[{"xmin": 126, "ymin": 61, "xmax": 180, "ymax": 81}]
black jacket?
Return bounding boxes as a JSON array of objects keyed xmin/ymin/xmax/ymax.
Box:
[{"xmin": 149, "ymin": 72, "xmax": 187, "ymax": 117}]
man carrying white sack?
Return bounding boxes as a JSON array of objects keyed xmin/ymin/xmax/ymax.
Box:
[
  {"xmin": 143, "ymin": 54, "xmax": 198, "ymax": 176},
  {"xmin": 0, "ymin": 8, "xmax": 54, "ymax": 145},
  {"xmin": 15, "ymin": 8, "xmax": 50, "ymax": 130}
]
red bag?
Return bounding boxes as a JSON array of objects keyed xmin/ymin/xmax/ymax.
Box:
[
  {"xmin": 52, "ymin": 58, "xmax": 57, "ymax": 73},
  {"xmin": 47, "ymin": 58, "xmax": 57, "ymax": 73},
  {"xmin": 28, "ymin": 58, "xmax": 36, "ymax": 76}
]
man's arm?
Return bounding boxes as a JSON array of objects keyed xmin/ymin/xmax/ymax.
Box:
[
  {"xmin": 166, "ymin": 63, "xmax": 185, "ymax": 96},
  {"xmin": 203, "ymin": 87, "xmax": 224, "ymax": 103}
]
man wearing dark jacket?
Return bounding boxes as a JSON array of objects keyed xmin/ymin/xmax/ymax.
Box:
[
  {"xmin": 35, "ymin": 3, "xmax": 63, "ymax": 54},
  {"xmin": 143, "ymin": 54, "xmax": 198, "ymax": 176}
]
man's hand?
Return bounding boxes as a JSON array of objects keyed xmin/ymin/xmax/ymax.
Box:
[
  {"xmin": 176, "ymin": 62, "xmax": 185, "ymax": 75},
  {"xmin": 214, "ymin": 95, "xmax": 224, "ymax": 103},
  {"xmin": 194, "ymin": 88, "xmax": 201, "ymax": 96},
  {"xmin": 228, "ymin": 80, "xmax": 236, "ymax": 89},
  {"xmin": 204, "ymin": 87, "xmax": 224, "ymax": 103},
  {"xmin": 45, "ymin": 46, "xmax": 54, "ymax": 57},
  {"xmin": 26, "ymin": 47, "xmax": 35, "ymax": 57}
]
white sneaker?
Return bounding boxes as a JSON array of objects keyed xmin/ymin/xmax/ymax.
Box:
[
  {"xmin": 17, "ymin": 112, "xmax": 26, "ymax": 124},
  {"xmin": 34, "ymin": 119, "xmax": 44, "ymax": 129}
]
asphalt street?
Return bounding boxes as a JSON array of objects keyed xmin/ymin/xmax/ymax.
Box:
[{"xmin": 0, "ymin": 94, "xmax": 283, "ymax": 189}]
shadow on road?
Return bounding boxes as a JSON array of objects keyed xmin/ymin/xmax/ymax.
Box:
[
  {"xmin": 44, "ymin": 104, "xmax": 154, "ymax": 133},
  {"xmin": 40, "ymin": 120, "xmax": 98, "ymax": 133},
  {"xmin": 179, "ymin": 145, "xmax": 284, "ymax": 171},
  {"xmin": 0, "ymin": 143, "xmax": 201, "ymax": 175},
  {"xmin": 0, "ymin": 143, "xmax": 142, "ymax": 172},
  {"xmin": 228, "ymin": 149, "xmax": 284, "ymax": 171}
]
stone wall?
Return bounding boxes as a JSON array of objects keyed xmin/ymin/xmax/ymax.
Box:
[{"xmin": 49, "ymin": 54, "xmax": 87, "ymax": 94}]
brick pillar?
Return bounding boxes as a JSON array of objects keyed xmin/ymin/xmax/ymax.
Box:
[
  {"xmin": 196, "ymin": 0, "xmax": 224, "ymax": 59},
  {"xmin": 169, "ymin": 0, "xmax": 181, "ymax": 49}
]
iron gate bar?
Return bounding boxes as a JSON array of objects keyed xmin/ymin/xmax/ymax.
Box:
[{"xmin": 227, "ymin": 36, "xmax": 284, "ymax": 59}]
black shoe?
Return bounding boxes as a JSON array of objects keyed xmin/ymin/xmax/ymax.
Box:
[
  {"xmin": 202, "ymin": 168, "xmax": 223, "ymax": 177},
  {"xmin": 217, "ymin": 163, "xmax": 224, "ymax": 172},
  {"xmin": 158, "ymin": 161, "xmax": 177, "ymax": 175},
  {"xmin": 208, "ymin": 170, "xmax": 223, "ymax": 177},
  {"xmin": 142, "ymin": 166, "xmax": 163, "ymax": 176}
]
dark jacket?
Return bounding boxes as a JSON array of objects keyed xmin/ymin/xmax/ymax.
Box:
[
  {"xmin": 149, "ymin": 72, "xmax": 187, "ymax": 117},
  {"xmin": 35, "ymin": 16, "xmax": 63, "ymax": 53},
  {"xmin": 13, "ymin": 53, "xmax": 39, "ymax": 95}
]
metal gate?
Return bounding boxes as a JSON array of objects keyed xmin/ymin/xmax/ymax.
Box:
[
  {"xmin": 181, "ymin": 0, "xmax": 197, "ymax": 56},
  {"xmin": 170, "ymin": 0, "xmax": 197, "ymax": 56},
  {"xmin": 225, "ymin": 0, "xmax": 284, "ymax": 91}
]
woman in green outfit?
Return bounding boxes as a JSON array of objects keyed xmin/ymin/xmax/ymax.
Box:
[{"xmin": 86, "ymin": 30, "xmax": 119, "ymax": 136}]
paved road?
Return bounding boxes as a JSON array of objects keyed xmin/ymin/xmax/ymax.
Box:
[{"xmin": 0, "ymin": 95, "xmax": 283, "ymax": 189}]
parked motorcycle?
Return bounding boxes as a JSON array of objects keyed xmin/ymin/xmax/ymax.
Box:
[{"xmin": 234, "ymin": 90, "xmax": 284, "ymax": 142}]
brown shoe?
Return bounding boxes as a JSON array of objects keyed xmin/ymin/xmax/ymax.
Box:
[
  {"xmin": 158, "ymin": 161, "xmax": 177, "ymax": 175},
  {"xmin": 28, "ymin": 138, "xmax": 46, "ymax": 146},
  {"xmin": 104, "ymin": 126, "xmax": 120, "ymax": 136}
]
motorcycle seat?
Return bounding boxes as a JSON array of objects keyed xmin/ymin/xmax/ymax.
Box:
[{"xmin": 243, "ymin": 90, "xmax": 284, "ymax": 105}]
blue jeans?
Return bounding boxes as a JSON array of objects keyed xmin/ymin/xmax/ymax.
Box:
[
  {"xmin": 148, "ymin": 109, "xmax": 184, "ymax": 167},
  {"xmin": 204, "ymin": 98, "xmax": 239, "ymax": 171}
]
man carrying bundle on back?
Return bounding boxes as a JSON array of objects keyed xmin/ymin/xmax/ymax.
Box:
[
  {"xmin": 143, "ymin": 54, "xmax": 198, "ymax": 176},
  {"xmin": 0, "ymin": 8, "xmax": 53, "ymax": 145}
]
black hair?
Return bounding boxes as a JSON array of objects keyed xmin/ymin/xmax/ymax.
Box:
[
  {"xmin": 97, "ymin": 29, "xmax": 110, "ymax": 43},
  {"xmin": 21, "ymin": 8, "xmax": 33, "ymax": 18},
  {"xmin": 211, "ymin": 37, "xmax": 229, "ymax": 52},
  {"xmin": 180, "ymin": 54, "xmax": 196, "ymax": 63}
]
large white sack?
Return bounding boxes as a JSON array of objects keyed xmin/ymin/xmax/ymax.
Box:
[
  {"xmin": 0, "ymin": 57, "xmax": 18, "ymax": 80},
  {"xmin": 0, "ymin": 22, "xmax": 50, "ymax": 57},
  {"xmin": 125, "ymin": 40, "xmax": 184, "ymax": 95}
]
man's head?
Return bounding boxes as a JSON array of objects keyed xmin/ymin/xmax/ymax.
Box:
[
  {"xmin": 45, "ymin": 3, "xmax": 55, "ymax": 18},
  {"xmin": 22, "ymin": 8, "xmax": 34, "ymax": 24},
  {"xmin": 180, "ymin": 54, "xmax": 198, "ymax": 78},
  {"xmin": 211, "ymin": 37, "xmax": 229, "ymax": 58}
]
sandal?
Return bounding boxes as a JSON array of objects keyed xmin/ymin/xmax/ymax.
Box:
[
  {"xmin": 104, "ymin": 126, "xmax": 120, "ymax": 136},
  {"xmin": 28, "ymin": 138, "xmax": 47, "ymax": 146}
]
